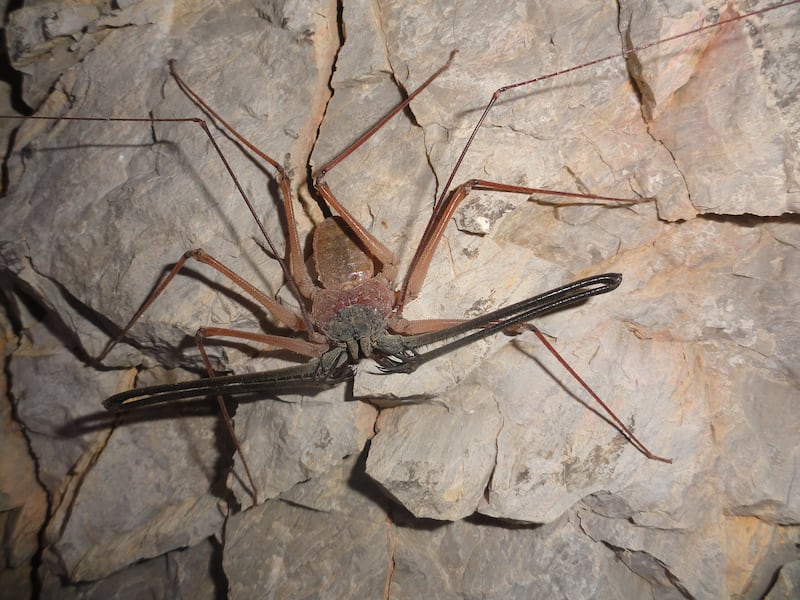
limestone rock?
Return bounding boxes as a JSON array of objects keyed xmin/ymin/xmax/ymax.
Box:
[{"xmin": 0, "ymin": 0, "xmax": 798, "ymax": 597}]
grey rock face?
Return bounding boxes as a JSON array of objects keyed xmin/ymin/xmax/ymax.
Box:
[{"xmin": 0, "ymin": 0, "xmax": 798, "ymax": 597}]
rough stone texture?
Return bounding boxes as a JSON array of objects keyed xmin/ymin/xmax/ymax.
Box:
[
  {"xmin": 0, "ymin": 0, "xmax": 798, "ymax": 597},
  {"xmin": 0, "ymin": 302, "xmax": 48, "ymax": 599}
]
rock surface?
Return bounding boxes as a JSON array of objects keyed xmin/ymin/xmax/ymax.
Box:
[{"xmin": 0, "ymin": 0, "xmax": 798, "ymax": 597}]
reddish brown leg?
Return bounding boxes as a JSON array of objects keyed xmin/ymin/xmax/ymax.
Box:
[
  {"xmin": 12, "ymin": 108, "xmax": 317, "ymax": 319},
  {"xmin": 431, "ymin": 2, "xmax": 798, "ymax": 221},
  {"xmin": 521, "ymin": 323, "xmax": 671, "ymax": 463},
  {"xmin": 396, "ymin": 2, "xmax": 798, "ymax": 310},
  {"xmin": 307, "ymin": 51, "xmax": 460, "ymax": 281},
  {"xmin": 196, "ymin": 327, "xmax": 326, "ymax": 359},
  {"xmin": 312, "ymin": 181, "xmax": 399, "ymax": 282},
  {"xmin": 392, "ymin": 318, "xmax": 470, "ymax": 336},
  {"xmin": 399, "ymin": 179, "xmax": 651, "ymax": 309},
  {"xmin": 392, "ymin": 177, "xmax": 663, "ymax": 460},
  {"xmin": 390, "ymin": 315, "xmax": 671, "ymax": 463},
  {"xmin": 97, "ymin": 248, "xmax": 312, "ymax": 362},
  {"xmin": 168, "ymin": 62, "xmax": 316, "ymax": 300},
  {"xmin": 193, "ymin": 333, "xmax": 257, "ymax": 503},
  {"xmin": 190, "ymin": 324, "xmax": 328, "ymax": 504}
]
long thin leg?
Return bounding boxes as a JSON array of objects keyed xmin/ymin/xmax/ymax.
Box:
[
  {"xmin": 189, "ymin": 327, "xmax": 344, "ymax": 504},
  {"xmin": 97, "ymin": 248, "xmax": 312, "ymax": 362},
  {"xmin": 520, "ymin": 322, "xmax": 671, "ymax": 463},
  {"xmin": 10, "ymin": 108, "xmax": 317, "ymax": 325},
  {"xmin": 399, "ymin": 178, "xmax": 651, "ymax": 309},
  {"xmin": 431, "ymin": 2, "xmax": 799, "ymax": 217},
  {"xmin": 9, "ymin": 108, "xmax": 319, "ymax": 331},
  {"xmin": 108, "ymin": 324, "xmax": 327, "ymax": 504},
  {"xmin": 379, "ymin": 274, "xmax": 671, "ymax": 463},
  {"xmin": 168, "ymin": 61, "xmax": 317, "ymax": 301},
  {"xmin": 196, "ymin": 327, "xmax": 326, "ymax": 358},
  {"xmin": 397, "ymin": 2, "xmax": 798, "ymax": 309},
  {"xmin": 194, "ymin": 333, "xmax": 259, "ymax": 504},
  {"xmin": 308, "ymin": 51, "xmax": 459, "ymax": 280},
  {"xmin": 102, "ymin": 347, "xmax": 351, "ymax": 506}
]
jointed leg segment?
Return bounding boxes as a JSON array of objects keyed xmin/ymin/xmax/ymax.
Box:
[
  {"xmin": 97, "ymin": 248, "xmax": 310, "ymax": 362},
  {"xmin": 194, "ymin": 331, "xmax": 258, "ymax": 503},
  {"xmin": 399, "ymin": 178, "xmax": 652, "ymax": 310}
]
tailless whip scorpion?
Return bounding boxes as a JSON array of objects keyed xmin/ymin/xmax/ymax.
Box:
[{"xmin": 6, "ymin": 1, "xmax": 795, "ymax": 502}]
